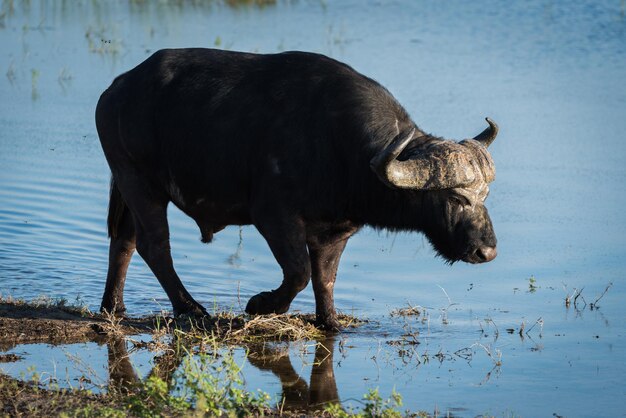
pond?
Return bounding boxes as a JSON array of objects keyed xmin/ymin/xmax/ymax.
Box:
[{"xmin": 1, "ymin": 0, "xmax": 625, "ymax": 416}]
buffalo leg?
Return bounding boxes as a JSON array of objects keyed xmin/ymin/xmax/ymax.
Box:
[
  {"xmin": 246, "ymin": 214, "xmax": 311, "ymax": 315},
  {"xmin": 131, "ymin": 203, "xmax": 207, "ymax": 317},
  {"xmin": 101, "ymin": 209, "xmax": 136, "ymax": 315},
  {"xmin": 307, "ymin": 224, "xmax": 357, "ymax": 330},
  {"xmin": 111, "ymin": 174, "xmax": 207, "ymax": 317}
]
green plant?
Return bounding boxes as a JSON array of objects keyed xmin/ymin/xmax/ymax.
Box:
[
  {"xmin": 325, "ymin": 388, "xmax": 404, "ymax": 418},
  {"xmin": 125, "ymin": 349, "xmax": 270, "ymax": 417},
  {"xmin": 174, "ymin": 349, "xmax": 270, "ymax": 417},
  {"xmin": 126, "ymin": 374, "xmax": 178, "ymax": 417},
  {"xmin": 31, "ymin": 68, "xmax": 40, "ymax": 100}
]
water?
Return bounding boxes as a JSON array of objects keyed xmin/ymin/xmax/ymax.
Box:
[{"xmin": 1, "ymin": 0, "xmax": 625, "ymax": 416}]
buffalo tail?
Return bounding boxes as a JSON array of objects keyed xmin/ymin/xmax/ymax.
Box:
[{"xmin": 107, "ymin": 177, "xmax": 128, "ymax": 239}]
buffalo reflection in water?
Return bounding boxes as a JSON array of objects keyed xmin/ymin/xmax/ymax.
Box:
[
  {"xmin": 105, "ymin": 335, "xmax": 341, "ymax": 412},
  {"xmin": 247, "ymin": 336, "xmax": 339, "ymax": 411}
]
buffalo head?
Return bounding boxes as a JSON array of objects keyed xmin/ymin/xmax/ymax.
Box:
[{"xmin": 371, "ymin": 118, "xmax": 499, "ymax": 264}]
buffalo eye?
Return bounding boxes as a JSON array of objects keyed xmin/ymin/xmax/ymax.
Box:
[{"xmin": 449, "ymin": 194, "xmax": 471, "ymax": 209}]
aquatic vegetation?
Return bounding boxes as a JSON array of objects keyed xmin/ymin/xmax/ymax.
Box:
[
  {"xmin": 5, "ymin": 60, "xmax": 15, "ymax": 84},
  {"xmin": 561, "ymin": 281, "xmax": 613, "ymax": 310},
  {"xmin": 324, "ymin": 389, "xmax": 413, "ymax": 418},
  {"xmin": 84, "ymin": 24, "xmax": 123, "ymax": 55},
  {"xmin": 389, "ymin": 303, "xmax": 422, "ymax": 318},
  {"xmin": 123, "ymin": 349, "xmax": 271, "ymax": 417},
  {"xmin": 30, "ymin": 68, "xmax": 39, "ymax": 100}
]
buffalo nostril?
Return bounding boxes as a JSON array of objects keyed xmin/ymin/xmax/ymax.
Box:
[{"xmin": 476, "ymin": 246, "xmax": 497, "ymax": 262}]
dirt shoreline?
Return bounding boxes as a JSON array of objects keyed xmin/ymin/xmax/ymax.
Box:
[{"xmin": 0, "ymin": 301, "xmax": 157, "ymax": 351}]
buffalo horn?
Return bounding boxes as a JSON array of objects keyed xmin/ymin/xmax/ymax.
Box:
[
  {"xmin": 472, "ymin": 117, "xmax": 498, "ymax": 147},
  {"xmin": 369, "ymin": 128, "xmax": 417, "ymax": 188},
  {"xmin": 370, "ymin": 120, "xmax": 499, "ymax": 190},
  {"xmin": 371, "ymin": 128, "xmax": 475, "ymax": 190}
]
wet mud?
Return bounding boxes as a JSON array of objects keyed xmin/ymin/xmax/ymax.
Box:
[{"xmin": 0, "ymin": 301, "xmax": 154, "ymax": 350}]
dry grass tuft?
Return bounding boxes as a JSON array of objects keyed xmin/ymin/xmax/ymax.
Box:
[
  {"xmin": 390, "ymin": 303, "xmax": 422, "ymax": 317},
  {"xmin": 139, "ymin": 312, "xmax": 367, "ymax": 353},
  {"xmin": 166, "ymin": 312, "xmax": 366, "ymax": 347},
  {"xmin": 230, "ymin": 313, "xmax": 324, "ymax": 342}
]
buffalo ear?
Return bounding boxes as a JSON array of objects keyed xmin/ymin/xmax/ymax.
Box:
[{"xmin": 472, "ymin": 117, "xmax": 498, "ymax": 148}]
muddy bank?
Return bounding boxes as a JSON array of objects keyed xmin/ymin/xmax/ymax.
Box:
[
  {"xmin": 0, "ymin": 301, "xmax": 156, "ymax": 350},
  {"xmin": 0, "ymin": 296, "xmax": 365, "ymax": 350},
  {"xmin": 0, "ymin": 376, "xmax": 119, "ymax": 417}
]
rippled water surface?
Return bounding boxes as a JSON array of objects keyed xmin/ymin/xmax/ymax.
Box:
[{"xmin": 1, "ymin": 1, "xmax": 626, "ymax": 416}]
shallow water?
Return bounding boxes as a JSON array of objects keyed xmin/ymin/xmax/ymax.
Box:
[{"xmin": 1, "ymin": 0, "xmax": 625, "ymax": 416}]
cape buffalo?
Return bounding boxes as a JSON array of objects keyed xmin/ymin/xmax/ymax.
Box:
[{"xmin": 96, "ymin": 48, "xmax": 498, "ymax": 330}]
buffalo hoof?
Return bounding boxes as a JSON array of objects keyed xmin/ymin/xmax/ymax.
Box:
[
  {"xmin": 173, "ymin": 302, "xmax": 209, "ymax": 319},
  {"xmin": 245, "ymin": 291, "xmax": 290, "ymax": 315},
  {"xmin": 173, "ymin": 304, "xmax": 213, "ymax": 331},
  {"xmin": 100, "ymin": 304, "xmax": 127, "ymax": 317},
  {"xmin": 315, "ymin": 315, "xmax": 342, "ymax": 333}
]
